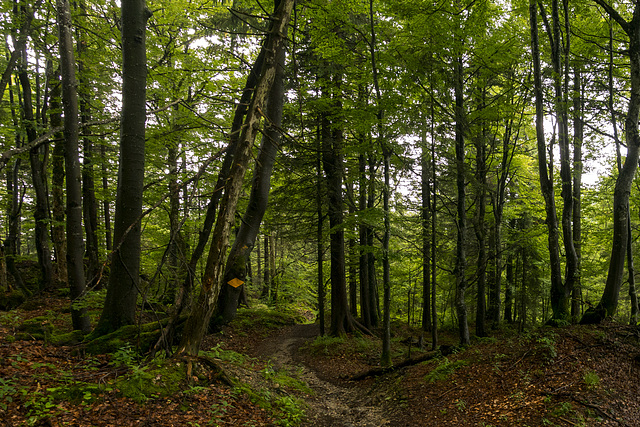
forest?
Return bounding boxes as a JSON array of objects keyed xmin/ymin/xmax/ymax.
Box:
[{"xmin": 2, "ymin": 0, "xmax": 640, "ymax": 425}]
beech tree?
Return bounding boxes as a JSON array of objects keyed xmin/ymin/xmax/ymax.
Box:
[
  {"xmin": 582, "ymin": 0, "xmax": 640, "ymax": 324},
  {"xmin": 95, "ymin": 0, "xmax": 150, "ymax": 335}
]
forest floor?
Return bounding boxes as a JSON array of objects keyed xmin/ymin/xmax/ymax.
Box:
[{"xmin": 1, "ymin": 290, "xmax": 640, "ymax": 426}]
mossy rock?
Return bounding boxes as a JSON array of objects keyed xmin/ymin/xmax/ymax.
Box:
[
  {"xmin": 114, "ymin": 359, "xmax": 189, "ymax": 403},
  {"xmin": 0, "ymin": 291, "xmax": 26, "ymax": 310},
  {"xmin": 84, "ymin": 320, "xmax": 169, "ymax": 354},
  {"xmin": 50, "ymin": 330, "xmax": 85, "ymax": 346},
  {"xmin": 580, "ymin": 306, "xmax": 608, "ymax": 325},
  {"xmin": 18, "ymin": 316, "xmax": 55, "ymax": 336}
]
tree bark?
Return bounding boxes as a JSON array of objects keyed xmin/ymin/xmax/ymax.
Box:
[
  {"xmin": 359, "ymin": 153, "xmax": 371, "ymax": 329},
  {"xmin": 421, "ymin": 132, "xmax": 431, "ymax": 334},
  {"xmin": 473, "ymin": 108, "xmax": 487, "ymax": 338},
  {"xmin": 57, "ymin": 0, "xmax": 91, "ymax": 333},
  {"xmin": 101, "ymin": 142, "xmax": 112, "ymax": 252},
  {"xmin": 530, "ymin": 0, "xmax": 564, "ymax": 322},
  {"xmin": 48, "ymin": 65, "xmax": 68, "ymax": 284},
  {"xmin": 582, "ymin": 1, "xmax": 640, "ymax": 323},
  {"xmin": 318, "ymin": 143, "xmax": 326, "ymax": 336},
  {"xmin": 322, "ymin": 96, "xmax": 357, "ymax": 337},
  {"xmin": 18, "ymin": 63, "xmax": 53, "ymax": 290},
  {"xmin": 95, "ymin": 0, "xmax": 149, "ymax": 335},
  {"xmin": 454, "ymin": 52, "xmax": 469, "ymax": 346},
  {"xmin": 571, "ymin": 66, "xmax": 584, "ymax": 323}
]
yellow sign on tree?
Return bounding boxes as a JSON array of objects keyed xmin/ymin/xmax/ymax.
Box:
[{"xmin": 227, "ymin": 278, "xmax": 244, "ymax": 288}]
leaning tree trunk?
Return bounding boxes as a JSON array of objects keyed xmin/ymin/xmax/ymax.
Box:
[
  {"xmin": 57, "ymin": 0, "xmax": 91, "ymax": 333},
  {"xmin": 173, "ymin": 26, "xmax": 270, "ymax": 320},
  {"xmin": 94, "ymin": 0, "xmax": 149, "ymax": 335},
  {"xmin": 216, "ymin": 23, "xmax": 287, "ymax": 324},
  {"xmin": 582, "ymin": 1, "xmax": 640, "ymax": 324},
  {"xmin": 176, "ymin": 0, "xmax": 294, "ymax": 355}
]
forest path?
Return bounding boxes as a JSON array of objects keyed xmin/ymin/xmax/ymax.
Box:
[{"xmin": 254, "ymin": 323, "xmax": 389, "ymax": 427}]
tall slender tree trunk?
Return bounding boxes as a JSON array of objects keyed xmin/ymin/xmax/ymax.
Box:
[
  {"xmin": 173, "ymin": 21, "xmax": 271, "ymax": 319},
  {"xmin": 554, "ymin": 0, "xmax": 578, "ymax": 321},
  {"xmin": 58, "ymin": 0, "xmax": 91, "ymax": 332},
  {"xmin": 18, "ymin": 65, "xmax": 53, "ymax": 290},
  {"xmin": 474, "ymin": 114, "xmax": 488, "ymax": 338},
  {"xmin": 530, "ymin": 0, "xmax": 564, "ymax": 322},
  {"xmin": 572, "ymin": 66, "xmax": 584, "ymax": 323},
  {"xmin": 369, "ymin": 0, "xmax": 390, "ymax": 363},
  {"xmin": 359, "ymin": 153, "xmax": 371, "ymax": 329},
  {"xmin": 48, "ymin": 65, "xmax": 67, "ymax": 283},
  {"xmin": 318, "ymin": 131, "xmax": 326, "ymax": 336},
  {"xmin": 74, "ymin": 0, "xmax": 99, "ymax": 287},
  {"xmin": 421, "ymin": 132, "xmax": 431, "ymax": 334},
  {"xmin": 430, "ymin": 125, "xmax": 438, "ymax": 350},
  {"xmin": 101, "ymin": 142, "xmax": 112, "ymax": 252},
  {"xmin": 95, "ymin": 0, "xmax": 149, "ymax": 335},
  {"xmin": 4, "ymin": 80, "xmax": 27, "ymax": 294},
  {"xmin": 454, "ymin": 52, "xmax": 469, "ymax": 346},
  {"xmin": 367, "ymin": 154, "xmax": 379, "ymax": 325},
  {"xmin": 261, "ymin": 234, "xmax": 271, "ymax": 300}
]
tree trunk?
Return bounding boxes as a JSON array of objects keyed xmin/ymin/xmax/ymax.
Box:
[
  {"xmin": 101, "ymin": 142, "xmax": 112, "ymax": 252},
  {"xmin": 367, "ymin": 154, "xmax": 379, "ymax": 326},
  {"xmin": 175, "ymin": 20, "xmax": 270, "ymax": 317},
  {"xmin": 18, "ymin": 66, "xmax": 53, "ymax": 291},
  {"xmin": 95, "ymin": 0, "xmax": 149, "ymax": 335},
  {"xmin": 48, "ymin": 65, "xmax": 67, "ymax": 284},
  {"xmin": 81, "ymin": 99, "xmax": 100, "ymax": 288},
  {"xmin": 261, "ymin": 234, "xmax": 271, "ymax": 300},
  {"xmin": 530, "ymin": 0, "xmax": 564, "ymax": 322},
  {"xmin": 177, "ymin": 0, "xmax": 294, "ymax": 355},
  {"xmin": 454, "ymin": 52, "xmax": 469, "ymax": 346},
  {"xmin": 430, "ymin": 125, "xmax": 438, "ymax": 350},
  {"xmin": 582, "ymin": 1, "xmax": 640, "ymax": 323},
  {"xmin": 474, "ymin": 114, "xmax": 487, "ymax": 338},
  {"xmin": 572, "ymin": 66, "xmax": 584, "ymax": 323},
  {"xmin": 554, "ymin": 0, "xmax": 577, "ymax": 321},
  {"xmin": 368, "ymin": 0, "xmax": 390, "ymax": 364},
  {"xmin": 5, "ymin": 159, "xmax": 26, "ymax": 295},
  {"xmin": 57, "ymin": 0, "xmax": 91, "ymax": 333},
  {"xmin": 318, "ymin": 133, "xmax": 326, "ymax": 336},
  {"xmin": 216, "ymin": 23, "xmax": 287, "ymax": 324},
  {"xmin": 359, "ymin": 153, "xmax": 371, "ymax": 329},
  {"xmin": 322, "ymin": 98, "xmax": 357, "ymax": 336},
  {"xmin": 421, "ymin": 132, "xmax": 431, "ymax": 333}
]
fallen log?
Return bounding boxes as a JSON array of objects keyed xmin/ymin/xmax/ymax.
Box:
[{"xmin": 349, "ymin": 345, "xmax": 455, "ymax": 381}]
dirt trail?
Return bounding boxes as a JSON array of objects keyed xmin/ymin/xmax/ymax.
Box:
[{"xmin": 255, "ymin": 324, "xmax": 389, "ymax": 427}]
